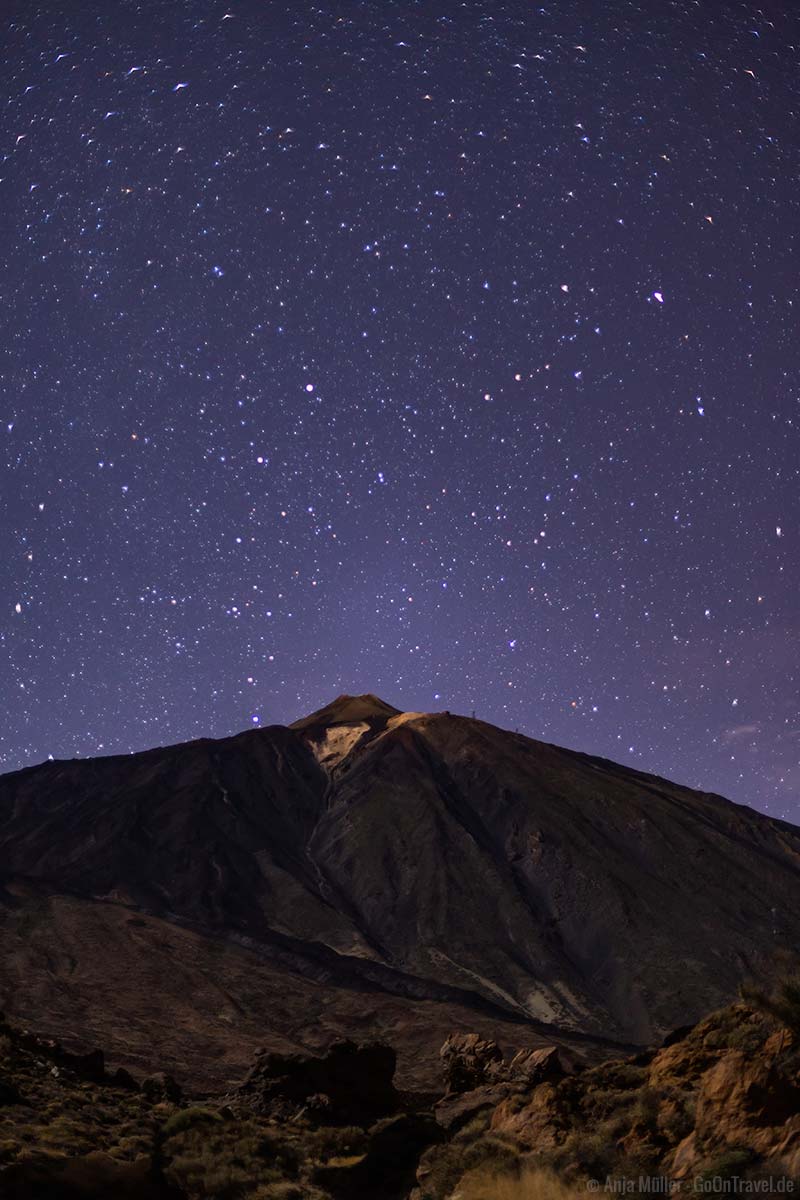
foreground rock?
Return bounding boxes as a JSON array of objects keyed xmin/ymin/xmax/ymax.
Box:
[
  {"xmin": 414, "ymin": 994, "xmax": 800, "ymax": 1198},
  {"xmin": 440, "ymin": 1033, "xmax": 573, "ymax": 1094},
  {"xmin": 232, "ymin": 1039, "xmax": 400, "ymax": 1124},
  {"xmin": 434, "ymin": 1034, "xmax": 579, "ymax": 1136},
  {"xmin": 0, "ymin": 1014, "xmax": 110, "ymax": 1084},
  {"xmin": 3, "ymin": 992, "xmax": 800, "ymax": 1199},
  {"xmin": 440, "ymin": 1033, "xmax": 505, "ymax": 1092},
  {"xmin": 313, "ymin": 1113, "xmax": 443, "ymax": 1199},
  {"xmin": 0, "ymin": 1013, "xmax": 440, "ymax": 1199}
]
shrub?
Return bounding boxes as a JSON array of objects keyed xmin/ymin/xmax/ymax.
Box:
[
  {"xmin": 454, "ymin": 1112, "xmax": 493, "ymax": 1142},
  {"xmin": 726, "ymin": 1017, "xmax": 772, "ymax": 1054},
  {"xmin": 582, "ymin": 1087, "xmax": 637, "ymax": 1121},
  {"xmin": 162, "ymin": 1119, "xmax": 299, "ymax": 1198},
  {"xmin": 162, "ymin": 1106, "xmax": 222, "ymax": 1138},
  {"xmin": 697, "ymin": 1147, "xmax": 754, "ymax": 1182},
  {"xmin": 633, "ymin": 1086, "xmax": 660, "ymax": 1130},
  {"xmin": 583, "ymin": 1061, "xmax": 647, "ymax": 1091},
  {"xmin": 740, "ymin": 966, "xmax": 800, "ymax": 1035},
  {"xmin": 554, "ymin": 1129, "xmax": 617, "ymax": 1178},
  {"xmin": 454, "ymin": 1164, "xmax": 585, "ymax": 1200},
  {"xmin": 303, "ymin": 1124, "xmax": 367, "ymax": 1162},
  {"xmin": 657, "ymin": 1091, "xmax": 696, "ymax": 1143},
  {"xmin": 416, "ymin": 1132, "xmax": 521, "ymax": 1199}
]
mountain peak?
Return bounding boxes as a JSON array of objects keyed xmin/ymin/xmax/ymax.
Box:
[{"xmin": 289, "ymin": 693, "xmax": 402, "ymax": 732}]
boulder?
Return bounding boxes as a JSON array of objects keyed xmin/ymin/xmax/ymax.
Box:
[
  {"xmin": 110, "ymin": 1066, "xmax": 139, "ymax": 1091},
  {"xmin": 434, "ymin": 1082, "xmax": 514, "ymax": 1133},
  {"xmin": 0, "ymin": 1075, "xmax": 22, "ymax": 1105},
  {"xmin": 236, "ymin": 1040, "xmax": 398, "ymax": 1123},
  {"xmin": 505, "ymin": 1045, "xmax": 568, "ymax": 1086},
  {"xmin": 693, "ymin": 1048, "xmax": 800, "ymax": 1158},
  {"xmin": 490, "ymin": 1080, "xmax": 574, "ymax": 1151},
  {"xmin": 439, "ymin": 1033, "xmax": 503, "ymax": 1093},
  {"xmin": 313, "ymin": 1113, "xmax": 441, "ymax": 1199},
  {"xmin": 9, "ymin": 1026, "xmax": 107, "ymax": 1083},
  {"xmin": 65, "ymin": 1048, "xmax": 106, "ymax": 1082},
  {"xmin": 669, "ymin": 1131, "xmax": 699, "ymax": 1178}
]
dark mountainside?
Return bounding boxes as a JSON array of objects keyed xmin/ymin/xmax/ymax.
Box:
[{"xmin": 2, "ymin": 695, "xmax": 800, "ymax": 1091}]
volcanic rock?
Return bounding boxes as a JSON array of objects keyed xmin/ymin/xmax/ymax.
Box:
[
  {"xmin": 440, "ymin": 1033, "xmax": 503, "ymax": 1092},
  {"xmin": 505, "ymin": 1044, "xmax": 570, "ymax": 1086},
  {"xmin": 235, "ymin": 1040, "xmax": 399, "ymax": 1124},
  {"xmin": 434, "ymin": 1082, "xmax": 514, "ymax": 1134},
  {"xmin": 0, "ymin": 1075, "xmax": 22, "ymax": 1105},
  {"xmin": 313, "ymin": 1113, "xmax": 442, "ymax": 1199}
]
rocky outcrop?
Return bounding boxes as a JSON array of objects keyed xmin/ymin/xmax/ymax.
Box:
[
  {"xmin": 313, "ymin": 1113, "xmax": 443, "ymax": 1200},
  {"xmin": 434, "ymin": 1033, "xmax": 578, "ymax": 1137},
  {"xmin": 234, "ymin": 1040, "xmax": 399, "ymax": 1124},
  {"xmin": 440, "ymin": 1033, "xmax": 504, "ymax": 1092},
  {"xmin": 0, "ymin": 1009, "xmax": 438, "ymax": 1199},
  {"xmin": 505, "ymin": 1044, "xmax": 571, "ymax": 1086},
  {"xmin": 417, "ymin": 1001, "xmax": 800, "ymax": 1197},
  {"xmin": 440, "ymin": 1034, "xmax": 573, "ymax": 1094},
  {"xmin": 667, "ymin": 1024, "xmax": 800, "ymax": 1178},
  {"xmin": 0, "ymin": 1012, "xmax": 112, "ymax": 1085},
  {"xmin": 3, "ymin": 995, "xmax": 799, "ymax": 1200}
]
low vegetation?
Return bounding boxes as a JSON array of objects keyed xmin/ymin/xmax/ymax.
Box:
[
  {"xmin": 740, "ymin": 968, "xmax": 800, "ymax": 1037},
  {"xmin": 2, "ymin": 976, "xmax": 800, "ymax": 1198},
  {"xmin": 453, "ymin": 1167, "xmax": 585, "ymax": 1200}
]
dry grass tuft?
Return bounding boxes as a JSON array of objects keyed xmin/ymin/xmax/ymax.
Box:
[{"xmin": 454, "ymin": 1166, "xmax": 587, "ymax": 1200}]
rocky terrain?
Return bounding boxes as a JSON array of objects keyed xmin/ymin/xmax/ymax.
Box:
[
  {"xmin": 409, "ymin": 975, "xmax": 800, "ymax": 1198},
  {"xmin": 2, "ymin": 980, "xmax": 799, "ymax": 1199},
  {"xmin": 2, "ymin": 695, "xmax": 800, "ymax": 1091}
]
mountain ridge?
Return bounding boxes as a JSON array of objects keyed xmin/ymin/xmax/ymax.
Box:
[{"xmin": 3, "ymin": 694, "xmax": 787, "ymax": 833}]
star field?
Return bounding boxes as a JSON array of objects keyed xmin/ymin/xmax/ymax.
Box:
[{"xmin": 2, "ymin": 1, "xmax": 798, "ymax": 816}]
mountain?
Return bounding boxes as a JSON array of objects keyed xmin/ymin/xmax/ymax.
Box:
[{"xmin": 1, "ymin": 695, "xmax": 799, "ymax": 1089}]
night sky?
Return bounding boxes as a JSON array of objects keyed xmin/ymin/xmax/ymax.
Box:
[{"xmin": 3, "ymin": 1, "xmax": 798, "ymax": 818}]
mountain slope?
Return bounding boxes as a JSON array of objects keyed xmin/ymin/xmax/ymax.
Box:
[{"xmin": 1, "ymin": 695, "xmax": 799, "ymax": 1086}]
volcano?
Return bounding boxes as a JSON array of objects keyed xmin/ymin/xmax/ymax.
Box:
[{"xmin": 1, "ymin": 695, "xmax": 798, "ymax": 1089}]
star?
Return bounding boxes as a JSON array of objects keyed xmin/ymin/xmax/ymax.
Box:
[{"xmin": 0, "ymin": 0, "xmax": 795, "ymax": 820}]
